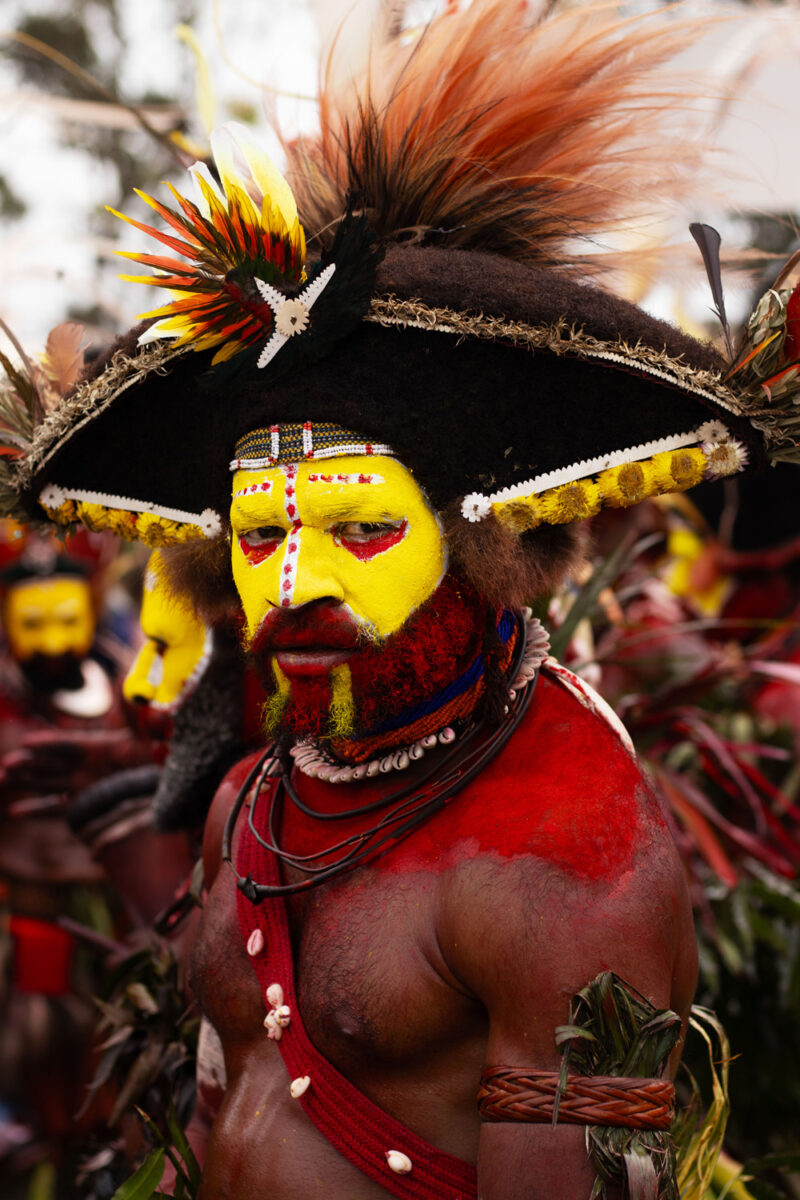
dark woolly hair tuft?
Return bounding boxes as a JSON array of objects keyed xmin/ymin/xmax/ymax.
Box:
[
  {"xmin": 442, "ymin": 503, "xmax": 587, "ymax": 609},
  {"xmin": 159, "ymin": 536, "xmax": 239, "ymax": 625}
]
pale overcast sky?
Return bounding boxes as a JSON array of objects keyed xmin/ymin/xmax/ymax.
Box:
[{"xmin": 2, "ymin": 0, "xmax": 800, "ymax": 350}]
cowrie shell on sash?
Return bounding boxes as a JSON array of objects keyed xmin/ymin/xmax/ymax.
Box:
[
  {"xmin": 290, "ymin": 1075, "xmax": 311, "ymax": 1099},
  {"xmin": 386, "ymin": 1151, "xmax": 412, "ymax": 1174},
  {"xmin": 247, "ymin": 929, "xmax": 265, "ymax": 957}
]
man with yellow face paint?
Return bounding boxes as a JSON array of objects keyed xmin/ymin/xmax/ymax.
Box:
[
  {"xmin": 124, "ymin": 550, "xmax": 213, "ymax": 724},
  {"xmin": 0, "ymin": 529, "xmax": 136, "ymax": 1171},
  {"xmin": 2, "ymin": 562, "xmax": 100, "ymax": 711},
  {"xmin": 14, "ymin": 3, "xmax": 797, "ymax": 1195},
  {"xmin": 230, "ymin": 455, "xmax": 450, "ymax": 745}
]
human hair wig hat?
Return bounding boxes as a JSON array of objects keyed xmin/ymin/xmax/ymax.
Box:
[{"xmin": 4, "ymin": 2, "xmax": 798, "ymax": 562}]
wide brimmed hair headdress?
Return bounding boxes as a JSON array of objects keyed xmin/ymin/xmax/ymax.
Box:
[{"xmin": 3, "ymin": 0, "xmax": 799, "ymax": 600}]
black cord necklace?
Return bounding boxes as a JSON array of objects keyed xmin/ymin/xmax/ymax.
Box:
[{"xmin": 223, "ymin": 614, "xmax": 537, "ymax": 900}]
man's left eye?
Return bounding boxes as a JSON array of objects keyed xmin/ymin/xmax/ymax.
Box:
[{"xmin": 336, "ymin": 521, "xmax": 403, "ymax": 542}]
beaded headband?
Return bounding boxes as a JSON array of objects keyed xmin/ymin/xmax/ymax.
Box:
[{"xmin": 230, "ymin": 423, "xmax": 393, "ymax": 471}]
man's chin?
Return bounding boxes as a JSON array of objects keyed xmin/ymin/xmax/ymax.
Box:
[{"xmin": 269, "ymin": 678, "xmax": 340, "ymax": 741}]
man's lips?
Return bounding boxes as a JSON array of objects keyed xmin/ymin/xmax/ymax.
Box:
[
  {"xmin": 269, "ymin": 628, "xmax": 357, "ymax": 651},
  {"xmin": 250, "ymin": 605, "xmax": 364, "ymax": 676},
  {"xmin": 274, "ymin": 647, "xmax": 355, "ymax": 676}
]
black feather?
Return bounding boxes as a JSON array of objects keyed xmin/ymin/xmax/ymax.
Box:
[{"xmin": 689, "ymin": 222, "xmax": 733, "ymax": 360}]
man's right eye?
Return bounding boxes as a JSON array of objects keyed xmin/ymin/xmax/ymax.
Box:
[{"xmin": 242, "ymin": 526, "xmax": 285, "ymax": 547}]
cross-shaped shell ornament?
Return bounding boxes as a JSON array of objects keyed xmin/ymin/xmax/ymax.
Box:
[{"xmin": 255, "ymin": 264, "xmax": 337, "ymax": 369}]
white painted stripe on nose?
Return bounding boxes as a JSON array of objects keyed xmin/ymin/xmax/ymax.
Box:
[
  {"xmin": 146, "ymin": 651, "xmax": 164, "ymax": 688},
  {"xmin": 279, "ymin": 463, "xmax": 302, "ymax": 608}
]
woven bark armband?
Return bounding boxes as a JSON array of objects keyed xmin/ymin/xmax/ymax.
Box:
[{"xmin": 477, "ymin": 1068, "xmax": 675, "ymax": 1129}]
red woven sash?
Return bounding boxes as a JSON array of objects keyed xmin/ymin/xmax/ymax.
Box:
[{"xmin": 235, "ymin": 796, "xmax": 478, "ymax": 1200}]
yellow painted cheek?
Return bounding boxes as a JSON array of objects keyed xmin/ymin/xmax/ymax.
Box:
[
  {"xmin": 132, "ymin": 558, "xmax": 210, "ymax": 704},
  {"xmin": 157, "ymin": 635, "xmax": 207, "ymax": 705},
  {"xmin": 232, "ymin": 540, "xmax": 284, "ymax": 638},
  {"xmin": 338, "ymin": 517, "xmax": 446, "ymax": 638}
]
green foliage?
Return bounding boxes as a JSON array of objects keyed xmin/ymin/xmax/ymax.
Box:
[
  {"xmin": 12, "ymin": 13, "xmax": 99, "ymax": 91},
  {"xmin": 555, "ymin": 972, "xmax": 682, "ymax": 1200},
  {"xmin": 105, "ymin": 1104, "xmax": 201, "ymax": 1200},
  {"xmin": 110, "ymin": 1150, "xmax": 165, "ymax": 1200},
  {"xmin": 3, "ymin": 0, "xmax": 194, "ymax": 242},
  {"xmin": 673, "ymin": 1008, "xmax": 731, "ymax": 1200},
  {"xmin": 0, "ymin": 173, "xmax": 26, "ymax": 221},
  {"xmin": 86, "ymin": 934, "xmax": 198, "ymax": 1135},
  {"xmin": 691, "ymin": 871, "xmax": 800, "ymax": 1167},
  {"xmin": 553, "ymin": 519, "xmax": 800, "ymax": 1192}
]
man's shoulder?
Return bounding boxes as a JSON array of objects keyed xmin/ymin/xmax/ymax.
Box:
[{"xmin": 409, "ymin": 665, "xmax": 669, "ymax": 885}]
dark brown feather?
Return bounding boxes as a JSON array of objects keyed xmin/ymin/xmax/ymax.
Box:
[
  {"xmin": 287, "ymin": 0, "xmax": 706, "ymax": 278},
  {"xmin": 689, "ymin": 223, "xmax": 733, "ymax": 358}
]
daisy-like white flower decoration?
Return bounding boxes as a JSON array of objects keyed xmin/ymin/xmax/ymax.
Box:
[
  {"xmin": 461, "ymin": 493, "xmax": 492, "ymax": 522},
  {"xmin": 696, "ymin": 419, "xmax": 729, "ymax": 444},
  {"xmin": 110, "ymin": 123, "xmax": 333, "ymax": 367},
  {"xmin": 703, "ymin": 439, "xmax": 749, "ymax": 479}
]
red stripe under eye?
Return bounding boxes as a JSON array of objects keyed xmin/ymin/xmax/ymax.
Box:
[
  {"xmin": 239, "ymin": 535, "xmax": 283, "ymax": 564},
  {"xmin": 339, "ymin": 523, "xmax": 407, "ymax": 561}
]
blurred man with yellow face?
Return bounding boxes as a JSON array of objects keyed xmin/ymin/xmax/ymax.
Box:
[
  {"xmin": 2, "ymin": 572, "xmax": 95, "ymax": 696},
  {"xmin": 124, "ymin": 550, "xmax": 212, "ymax": 717},
  {"xmin": 4, "ymin": 576, "xmax": 94, "ymax": 664}
]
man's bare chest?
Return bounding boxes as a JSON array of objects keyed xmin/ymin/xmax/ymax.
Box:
[
  {"xmin": 191, "ymin": 859, "xmax": 484, "ymax": 1078},
  {"xmin": 290, "ymin": 870, "xmax": 483, "ymax": 1072}
]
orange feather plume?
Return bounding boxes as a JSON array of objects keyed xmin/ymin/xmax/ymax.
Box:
[
  {"xmin": 40, "ymin": 323, "xmax": 87, "ymax": 400},
  {"xmin": 287, "ymin": 0, "xmax": 705, "ymax": 275}
]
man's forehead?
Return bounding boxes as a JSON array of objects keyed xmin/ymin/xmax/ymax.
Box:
[
  {"xmin": 8, "ymin": 577, "xmax": 89, "ymax": 604},
  {"xmin": 233, "ymin": 465, "xmax": 387, "ymax": 498},
  {"xmin": 230, "ymin": 455, "xmax": 424, "ymax": 516}
]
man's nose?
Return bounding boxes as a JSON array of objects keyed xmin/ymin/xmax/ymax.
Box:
[
  {"xmin": 122, "ymin": 644, "xmax": 159, "ymax": 704},
  {"xmin": 281, "ymin": 527, "xmax": 345, "ymax": 609},
  {"xmin": 39, "ymin": 623, "xmax": 75, "ymax": 657}
]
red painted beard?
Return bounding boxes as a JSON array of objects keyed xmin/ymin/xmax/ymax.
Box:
[{"xmin": 247, "ymin": 572, "xmax": 490, "ymax": 744}]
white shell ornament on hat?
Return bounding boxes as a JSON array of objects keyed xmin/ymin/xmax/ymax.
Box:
[
  {"xmin": 256, "ymin": 267, "xmax": 336, "ymax": 368},
  {"xmin": 461, "ymin": 420, "xmax": 748, "ymax": 532}
]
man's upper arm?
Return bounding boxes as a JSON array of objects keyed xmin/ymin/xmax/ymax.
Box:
[{"xmin": 439, "ymin": 849, "xmax": 696, "ymax": 1199}]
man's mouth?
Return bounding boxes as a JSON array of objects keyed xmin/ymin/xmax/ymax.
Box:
[
  {"xmin": 250, "ymin": 605, "xmax": 365, "ymax": 678},
  {"xmin": 274, "ymin": 647, "xmax": 355, "ymax": 676}
]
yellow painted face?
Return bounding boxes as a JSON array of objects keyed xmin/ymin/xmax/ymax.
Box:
[
  {"xmin": 3, "ymin": 577, "xmax": 94, "ymax": 661},
  {"xmin": 230, "ymin": 455, "xmax": 446, "ymax": 642},
  {"xmin": 123, "ymin": 551, "xmax": 211, "ymax": 711}
]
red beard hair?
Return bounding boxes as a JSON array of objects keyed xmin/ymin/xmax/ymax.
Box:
[{"xmin": 250, "ymin": 572, "xmax": 490, "ymax": 743}]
